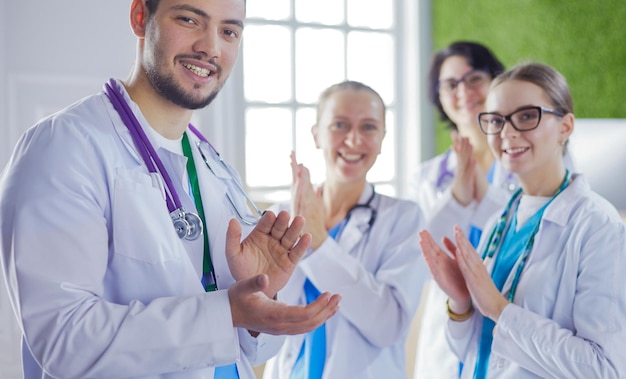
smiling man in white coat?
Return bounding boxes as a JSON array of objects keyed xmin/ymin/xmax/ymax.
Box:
[{"xmin": 0, "ymin": 0, "xmax": 340, "ymax": 378}]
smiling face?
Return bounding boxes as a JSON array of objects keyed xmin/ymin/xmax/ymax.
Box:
[
  {"xmin": 438, "ymin": 55, "xmax": 491, "ymax": 144},
  {"xmin": 486, "ymin": 80, "xmax": 573, "ymax": 194},
  {"xmin": 312, "ymin": 88, "xmax": 386, "ymax": 185},
  {"xmin": 139, "ymin": 0, "xmax": 245, "ymax": 109}
]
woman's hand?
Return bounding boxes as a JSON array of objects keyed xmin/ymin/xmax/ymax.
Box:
[
  {"xmin": 452, "ymin": 226, "xmax": 509, "ymax": 321},
  {"xmin": 290, "ymin": 151, "xmax": 327, "ymax": 250},
  {"xmin": 419, "ymin": 229, "xmax": 470, "ymax": 309},
  {"xmin": 450, "ymin": 131, "xmax": 477, "ymax": 206}
]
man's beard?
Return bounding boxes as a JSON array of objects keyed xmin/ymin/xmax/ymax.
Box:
[{"xmin": 146, "ymin": 58, "xmax": 223, "ymax": 110}]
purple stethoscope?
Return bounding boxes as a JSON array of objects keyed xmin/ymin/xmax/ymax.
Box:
[
  {"xmin": 436, "ymin": 149, "xmax": 517, "ymax": 195},
  {"xmin": 103, "ymin": 79, "xmax": 263, "ymax": 240}
]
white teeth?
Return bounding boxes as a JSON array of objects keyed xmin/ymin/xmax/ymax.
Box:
[
  {"xmin": 506, "ymin": 147, "xmax": 526, "ymax": 154},
  {"xmin": 341, "ymin": 154, "xmax": 362, "ymax": 162},
  {"xmin": 183, "ymin": 63, "xmax": 211, "ymax": 77}
]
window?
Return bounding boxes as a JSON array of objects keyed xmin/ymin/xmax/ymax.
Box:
[{"xmin": 231, "ymin": 1, "xmax": 431, "ymax": 205}]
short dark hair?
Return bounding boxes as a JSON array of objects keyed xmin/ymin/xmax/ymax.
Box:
[
  {"xmin": 145, "ymin": 0, "xmax": 159, "ymax": 14},
  {"xmin": 428, "ymin": 41, "xmax": 504, "ymax": 129},
  {"xmin": 144, "ymin": 0, "xmax": 246, "ymax": 17}
]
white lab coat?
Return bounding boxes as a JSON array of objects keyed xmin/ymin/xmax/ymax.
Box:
[
  {"xmin": 0, "ymin": 81, "xmax": 284, "ymax": 379},
  {"xmin": 264, "ymin": 185, "xmax": 429, "ymax": 379},
  {"xmin": 406, "ymin": 150, "xmax": 519, "ymax": 379},
  {"xmin": 447, "ymin": 174, "xmax": 626, "ymax": 378}
]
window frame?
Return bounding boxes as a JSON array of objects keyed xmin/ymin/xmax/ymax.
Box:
[{"xmin": 193, "ymin": 0, "xmax": 434, "ymax": 204}]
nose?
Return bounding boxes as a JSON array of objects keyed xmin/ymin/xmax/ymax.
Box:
[
  {"xmin": 500, "ymin": 119, "xmax": 519, "ymax": 138},
  {"xmin": 455, "ymin": 80, "xmax": 474, "ymax": 99},
  {"xmin": 345, "ymin": 128, "xmax": 362, "ymax": 147},
  {"xmin": 194, "ymin": 27, "xmax": 220, "ymax": 60}
]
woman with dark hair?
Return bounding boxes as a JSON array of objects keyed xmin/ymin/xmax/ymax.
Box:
[{"xmin": 408, "ymin": 41, "xmax": 513, "ymax": 379}]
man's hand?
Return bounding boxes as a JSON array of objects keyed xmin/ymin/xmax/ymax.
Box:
[
  {"xmin": 229, "ymin": 274, "xmax": 341, "ymax": 335},
  {"xmin": 225, "ymin": 210, "xmax": 310, "ymax": 298}
]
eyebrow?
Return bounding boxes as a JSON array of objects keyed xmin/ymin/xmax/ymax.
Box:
[{"xmin": 171, "ymin": 4, "xmax": 244, "ymax": 29}]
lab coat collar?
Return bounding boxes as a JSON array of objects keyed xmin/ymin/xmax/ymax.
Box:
[
  {"xmin": 103, "ymin": 79, "xmax": 157, "ymax": 167},
  {"xmin": 498, "ymin": 173, "xmax": 586, "ymax": 297},
  {"xmin": 541, "ymin": 173, "xmax": 587, "ymax": 227}
]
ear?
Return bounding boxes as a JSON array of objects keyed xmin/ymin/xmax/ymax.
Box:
[
  {"xmin": 559, "ymin": 112, "xmax": 575, "ymax": 145},
  {"xmin": 311, "ymin": 124, "xmax": 321, "ymax": 149},
  {"xmin": 130, "ymin": 0, "xmax": 148, "ymax": 38}
]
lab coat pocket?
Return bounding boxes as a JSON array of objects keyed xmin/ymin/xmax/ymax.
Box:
[{"xmin": 112, "ymin": 168, "xmax": 183, "ymax": 264}]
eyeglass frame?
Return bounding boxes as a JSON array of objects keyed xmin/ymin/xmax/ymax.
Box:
[
  {"xmin": 477, "ymin": 105, "xmax": 566, "ymax": 135},
  {"xmin": 436, "ymin": 69, "xmax": 491, "ymax": 95}
]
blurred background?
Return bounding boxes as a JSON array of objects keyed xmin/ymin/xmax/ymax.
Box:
[{"xmin": 0, "ymin": 1, "xmax": 624, "ymax": 378}]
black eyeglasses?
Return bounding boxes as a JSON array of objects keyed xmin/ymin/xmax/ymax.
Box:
[
  {"xmin": 478, "ymin": 106, "xmax": 565, "ymax": 135},
  {"xmin": 437, "ymin": 69, "xmax": 491, "ymax": 95}
]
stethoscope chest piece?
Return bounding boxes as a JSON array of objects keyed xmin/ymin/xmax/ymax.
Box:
[{"xmin": 171, "ymin": 208, "xmax": 203, "ymax": 241}]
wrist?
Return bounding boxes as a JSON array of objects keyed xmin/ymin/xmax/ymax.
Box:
[{"xmin": 447, "ymin": 298, "xmax": 474, "ymax": 322}]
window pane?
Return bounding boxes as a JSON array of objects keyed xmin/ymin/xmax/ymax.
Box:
[
  {"xmin": 243, "ymin": 25, "xmax": 292, "ymax": 102},
  {"xmin": 295, "ymin": 107, "xmax": 325, "ymax": 185},
  {"xmin": 367, "ymin": 111, "xmax": 395, "ymax": 182},
  {"xmin": 245, "ymin": 108, "xmax": 293, "ymax": 187},
  {"xmin": 246, "ymin": 0, "xmax": 291, "ymax": 21},
  {"xmin": 295, "ymin": 28, "xmax": 345, "ymax": 104},
  {"xmin": 347, "ymin": 0, "xmax": 393, "ymax": 29},
  {"xmin": 295, "ymin": 0, "xmax": 344, "ymax": 25},
  {"xmin": 347, "ymin": 31, "xmax": 395, "ymax": 103}
]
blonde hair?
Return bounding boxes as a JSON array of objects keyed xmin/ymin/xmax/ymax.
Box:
[{"xmin": 316, "ymin": 81, "xmax": 386, "ymax": 126}]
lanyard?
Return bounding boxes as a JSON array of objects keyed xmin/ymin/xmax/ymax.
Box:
[
  {"xmin": 182, "ymin": 133, "xmax": 217, "ymax": 292},
  {"xmin": 481, "ymin": 170, "xmax": 571, "ymax": 301}
]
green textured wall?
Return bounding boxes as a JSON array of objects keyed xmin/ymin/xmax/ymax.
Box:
[{"xmin": 432, "ymin": 0, "xmax": 626, "ymax": 153}]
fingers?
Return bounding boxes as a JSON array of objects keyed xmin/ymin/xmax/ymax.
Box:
[
  {"xmin": 256, "ymin": 210, "xmax": 309, "ymax": 255},
  {"xmin": 254, "ymin": 209, "xmax": 278, "ymax": 235},
  {"xmin": 274, "ymin": 292, "xmax": 342, "ymax": 335},
  {"xmin": 290, "ymin": 151, "xmax": 298, "ymax": 184},
  {"xmin": 453, "ymin": 226, "xmax": 485, "ymax": 283},
  {"xmin": 442, "ymin": 236, "xmax": 458, "ymax": 258},
  {"xmin": 287, "ymin": 232, "xmax": 311, "ymax": 265},
  {"xmin": 225, "ymin": 218, "xmax": 243, "ymax": 258},
  {"xmin": 418, "ymin": 230, "xmax": 437, "ymax": 259},
  {"xmin": 453, "ymin": 226, "xmax": 476, "ymax": 262},
  {"xmin": 231, "ymin": 281, "xmax": 342, "ymax": 336}
]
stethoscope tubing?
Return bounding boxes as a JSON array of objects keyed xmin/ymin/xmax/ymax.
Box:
[{"xmin": 104, "ymin": 79, "xmax": 182, "ymax": 212}]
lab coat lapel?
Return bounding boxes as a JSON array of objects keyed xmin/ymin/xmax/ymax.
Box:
[
  {"xmin": 189, "ymin": 135, "xmax": 239, "ymax": 290},
  {"xmin": 104, "ymin": 79, "xmax": 156, "ymax": 167}
]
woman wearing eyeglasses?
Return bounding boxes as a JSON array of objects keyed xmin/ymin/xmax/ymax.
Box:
[
  {"xmin": 419, "ymin": 62, "xmax": 626, "ymax": 378},
  {"xmin": 409, "ymin": 41, "xmax": 511, "ymax": 379},
  {"xmin": 264, "ymin": 81, "xmax": 428, "ymax": 379}
]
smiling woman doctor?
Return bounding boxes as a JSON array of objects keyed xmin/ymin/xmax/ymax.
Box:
[
  {"xmin": 264, "ymin": 81, "xmax": 428, "ymax": 379},
  {"xmin": 0, "ymin": 0, "xmax": 340, "ymax": 378},
  {"xmin": 419, "ymin": 62, "xmax": 626, "ymax": 378}
]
